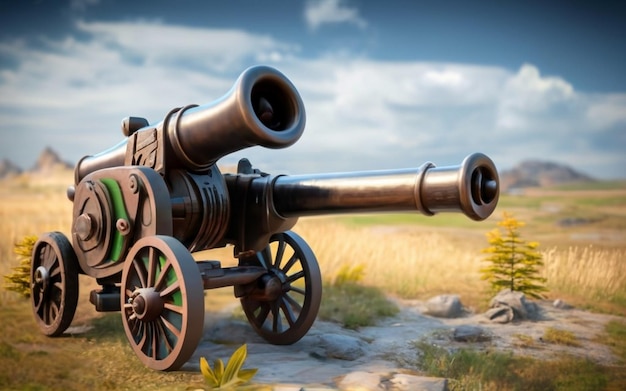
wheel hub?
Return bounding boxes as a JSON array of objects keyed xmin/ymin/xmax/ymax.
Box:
[
  {"xmin": 34, "ymin": 266, "xmax": 50, "ymax": 292},
  {"xmin": 129, "ymin": 288, "xmax": 163, "ymax": 321}
]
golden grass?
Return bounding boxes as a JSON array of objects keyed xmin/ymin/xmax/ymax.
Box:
[
  {"xmin": 542, "ymin": 246, "xmax": 626, "ymax": 312},
  {"xmin": 294, "ymin": 218, "xmax": 626, "ymax": 313}
]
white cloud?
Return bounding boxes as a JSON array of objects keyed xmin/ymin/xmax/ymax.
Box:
[
  {"xmin": 0, "ymin": 19, "xmax": 625, "ymax": 180},
  {"xmin": 585, "ymin": 94, "xmax": 626, "ymax": 130},
  {"xmin": 304, "ymin": 0, "xmax": 368, "ymax": 31}
]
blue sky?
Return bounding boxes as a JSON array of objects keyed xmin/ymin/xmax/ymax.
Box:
[{"xmin": 1, "ymin": 0, "xmax": 625, "ymax": 178}]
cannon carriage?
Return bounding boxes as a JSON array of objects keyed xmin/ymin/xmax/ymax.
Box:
[{"xmin": 30, "ymin": 65, "xmax": 500, "ymax": 370}]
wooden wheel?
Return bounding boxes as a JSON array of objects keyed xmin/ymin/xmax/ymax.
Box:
[
  {"xmin": 120, "ymin": 236, "xmax": 204, "ymax": 371},
  {"xmin": 30, "ymin": 232, "xmax": 79, "ymax": 337},
  {"xmin": 240, "ymin": 231, "xmax": 322, "ymax": 345}
]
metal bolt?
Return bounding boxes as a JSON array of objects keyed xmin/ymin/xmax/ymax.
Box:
[
  {"xmin": 116, "ymin": 218, "xmax": 131, "ymax": 235},
  {"xmin": 129, "ymin": 174, "xmax": 139, "ymax": 194},
  {"xmin": 75, "ymin": 213, "xmax": 94, "ymax": 241}
]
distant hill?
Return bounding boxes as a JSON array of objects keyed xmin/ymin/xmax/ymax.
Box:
[
  {"xmin": 0, "ymin": 147, "xmax": 73, "ymax": 180},
  {"xmin": 499, "ymin": 160, "xmax": 595, "ymax": 191},
  {"xmin": 31, "ymin": 146, "xmax": 73, "ymax": 174},
  {"xmin": 0, "ymin": 158, "xmax": 22, "ymax": 179}
]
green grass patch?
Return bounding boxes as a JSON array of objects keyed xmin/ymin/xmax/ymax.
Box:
[
  {"xmin": 598, "ymin": 320, "xmax": 626, "ymax": 363},
  {"xmin": 542, "ymin": 327, "xmax": 581, "ymax": 347},
  {"xmin": 550, "ymin": 180, "xmax": 626, "ymax": 191},
  {"xmin": 318, "ymin": 282, "xmax": 399, "ymax": 329},
  {"xmin": 414, "ymin": 341, "xmax": 610, "ymax": 391}
]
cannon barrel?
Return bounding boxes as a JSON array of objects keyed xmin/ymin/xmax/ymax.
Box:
[
  {"xmin": 271, "ymin": 153, "xmax": 499, "ymax": 221},
  {"xmin": 74, "ymin": 65, "xmax": 306, "ymax": 183}
]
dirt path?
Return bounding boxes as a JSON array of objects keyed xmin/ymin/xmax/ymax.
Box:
[{"xmin": 184, "ymin": 299, "xmax": 623, "ymax": 389}]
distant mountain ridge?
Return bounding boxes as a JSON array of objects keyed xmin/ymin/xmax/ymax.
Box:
[
  {"xmin": 31, "ymin": 146, "xmax": 73, "ymax": 174},
  {"xmin": 0, "ymin": 158, "xmax": 22, "ymax": 179},
  {"xmin": 0, "ymin": 147, "xmax": 73, "ymax": 179},
  {"xmin": 499, "ymin": 160, "xmax": 595, "ymax": 191}
]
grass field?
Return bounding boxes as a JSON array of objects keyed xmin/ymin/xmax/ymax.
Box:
[{"xmin": 1, "ymin": 171, "xmax": 625, "ymax": 389}]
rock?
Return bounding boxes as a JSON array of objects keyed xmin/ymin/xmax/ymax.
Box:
[
  {"xmin": 316, "ymin": 334, "xmax": 367, "ymax": 361},
  {"xmin": 387, "ymin": 374, "xmax": 448, "ymax": 391},
  {"xmin": 486, "ymin": 290, "xmax": 538, "ymax": 323},
  {"xmin": 485, "ymin": 306, "xmax": 514, "ymax": 323},
  {"xmin": 204, "ymin": 318, "xmax": 259, "ymax": 344},
  {"xmin": 553, "ymin": 299, "xmax": 573, "ymax": 309},
  {"xmin": 453, "ymin": 325, "xmax": 491, "ymax": 342},
  {"xmin": 336, "ymin": 371, "xmax": 382, "ymax": 391},
  {"xmin": 423, "ymin": 294, "xmax": 463, "ymax": 318}
]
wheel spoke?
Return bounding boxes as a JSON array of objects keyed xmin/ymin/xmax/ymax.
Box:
[
  {"xmin": 49, "ymin": 263, "xmax": 61, "ymax": 278},
  {"xmin": 255, "ymin": 302, "xmax": 271, "ymax": 326},
  {"xmin": 138, "ymin": 322, "xmax": 148, "ymax": 351},
  {"xmin": 33, "ymin": 290, "xmax": 43, "ymax": 312},
  {"xmin": 286, "ymin": 270, "xmax": 305, "ymax": 284},
  {"xmin": 147, "ymin": 247, "xmax": 158, "ymax": 287},
  {"xmin": 132, "ymin": 258, "xmax": 148, "ymax": 288},
  {"xmin": 281, "ymin": 254, "xmax": 298, "ymax": 274},
  {"xmin": 159, "ymin": 281, "xmax": 180, "ymax": 299},
  {"xmin": 154, "ymin": 259, "xmax": 172, "ymax": 292},
  {"xmin": 50, "ymin": 301, "xmax": 60, "ymax": 322},
  {"xmin": 280, "ymin": 297, "xmax": 297, "ymax": 327},
  {"xmin": 258, "ymin": 248, "xmax": 272, "ymax": 270},
  {"xmin": 271, "ymin": 302, "xmax": 281, "ymax": 333},
  {"xmin": 155, "ymin": 319, "xmax": 174, "ymax": 355},
  {"xmin": 283, "ymin": 292, "xmax": 303, "ymax": 314},
  {"xmin": 160, "ymin": 315, "xmax": 181, "ymax": 339},
  {"xmin": 163, "ymin": 302, "xmax": 183, "ymax": 314},
  {"xmin": 42, "ymin": 302, "xmax": 50, "ymax": 324},
  {"xmin": 42, "ymin": 246, "xmax": 55, "ymax": 269},
  {"xmin": 151, "ymin": 322, "xmax": 158, "ymax": 359},
  {"xmin": 289, "ymin": 286, "xmax": 306, "ymax": 296},
  {"xmin": 274, "ymin": 239, "xmax": 286, "ymax": 269}
]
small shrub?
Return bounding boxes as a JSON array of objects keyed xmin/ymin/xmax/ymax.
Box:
[
  {"xmin": 199, "ymin": 344, "xmax": 258, "ymax": 390},
  {"xmin": 333, "ymin": 263, "xmax": 365, "ymax": 285},
  {"xmin": 481, "ymin": 212, "xmax": 548, "ymax": 299},
  {"xmin": 3, "ymin": 235, "xmax": 37, "ymax": 298},
  {"xmin": 319, "ymin": 283, "xmax": 398, "ymax": 329}
]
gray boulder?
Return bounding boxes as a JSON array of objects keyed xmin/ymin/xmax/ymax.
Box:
[
  {"xmin": 453, "ymin": 325, "xmax": 491, "ymax": 342},
  {"xmin": 485, "ymin": 289, "xmax": 539, "ymax": 323},
  {"xmin": 423, "ymin": 294, "xmax": 463, "ymax": 318},
  {"xmin": 315, "ymin": 334, "xmax": 367, "ymax": 361}
]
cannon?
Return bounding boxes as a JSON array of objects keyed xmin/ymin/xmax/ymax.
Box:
[{"xmin": 30, "ymin": 65, "xmax": 500, "ymax": 371}]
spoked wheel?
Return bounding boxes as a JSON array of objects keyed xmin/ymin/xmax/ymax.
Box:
[
  {"xmin": 120, "ymin": 236, "xmax": 204, "ymax": 371},
  {"xmin": 30, "ymin": 232, "xmax": 79, "ymax": 337},
  {"xmin": 240, "ymin": 231, "xmax": 322, "ymax": 345}
]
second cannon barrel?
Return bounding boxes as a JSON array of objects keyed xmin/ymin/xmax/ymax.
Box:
[{"xmin": 271, "ymin": 153, "xmax": 499, "ymax": 221}]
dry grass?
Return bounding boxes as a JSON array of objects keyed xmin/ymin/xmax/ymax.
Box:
[
  {"xmin": 293, "ymin": 217, "xmax": 626, "ymax": 314},
  {"xmin": 542, "ymin": 246, "xmax": 626, "ymax": 311},
  {"xmin": 294, "ymin": 219, "xmax": 487, "ymax": 304}
]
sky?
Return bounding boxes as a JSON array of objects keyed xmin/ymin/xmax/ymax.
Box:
[{"xmin": 0, "ymin": 0, "xmax": 625, "ymax": 179}]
